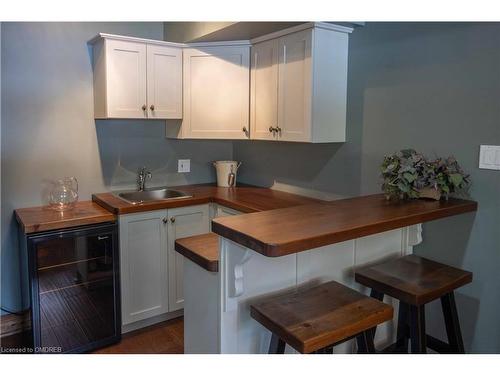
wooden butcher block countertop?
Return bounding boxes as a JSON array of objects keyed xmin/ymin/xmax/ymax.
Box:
[
  {"xmin": 175, "ymin": 232, "xmax": 220, "ymax": 272},
  {"xmin": 15, "ymin": 201, "xmax": 116, "ymax": 234},
  {"xmin": 92, "ymin": 184, "xmax": 322, "ymax": 215},
  {"xmin": 211, "ymin": 194, "xmax": 478, "ymax": 257}
]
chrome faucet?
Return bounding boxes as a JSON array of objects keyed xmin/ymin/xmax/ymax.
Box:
[{"xmin": 137, "ymin": 167, "xmax": 152, "ymax": 191}]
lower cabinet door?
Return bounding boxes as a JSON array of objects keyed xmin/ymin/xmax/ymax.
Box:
[
  {"xmin": 167, "ymin": 204, "xmax": 210, "ymax": 311},
  {"xmin": 119, "ymin": 210, "xmax": 168, "ymax": 325}
]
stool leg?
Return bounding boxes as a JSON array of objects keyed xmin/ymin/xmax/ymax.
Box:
[
  {"xmin": 268, "ymin": 333, "xmax": 286, "ymax": 354},
  {"xmin": 395, "ymin": 301, "xmax": 410, "ymax": 353},
  {"xmin": 409, "ymin": 305, "xmax": 427, "ymax": 353},
  {"xmin": 356, "ymin": 330, "xmax": 376, "ymax": 354},
  {"xmin": 369, "ymin": 289, "xmax": 385, "ymax": 339},
  {"xmin": 441, "ymin": 292, "xmax": 465, "ymax": 353},
  {"xmin": 370, "ymin": 289, "xmax": 384, "ymax": 301}
]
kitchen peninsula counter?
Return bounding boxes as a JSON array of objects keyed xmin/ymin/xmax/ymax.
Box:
[
  {"xmin": 181, "ymin": 190, "xmax": 477, "ymax": 354},
  {"xmin": 211, "ymin": 194, "xmax": 477, "ymax": 257}
]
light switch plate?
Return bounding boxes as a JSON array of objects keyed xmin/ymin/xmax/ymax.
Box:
[
  {"xmin": 479, "ymin": 145, "xmax": 500, "ymax": 170},
  {"xmin": 178, "ymin": 159, "xmax": 190, "ymax": 173}
]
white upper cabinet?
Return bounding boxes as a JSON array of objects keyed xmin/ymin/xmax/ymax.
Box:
[
  {"xmin": 250, "ymin": 39, "xmax": 279, "ymax": 141},
  {"xmin": 101, "ymin": 39, "xmax": 147, "ymax": 119},
  {"xmin": 147, "ymin": 45, "xmax": 183, "ymax": 119},
  {"xmin": 90, "ymin": 34, "xmax": 183, "ymax": 120},
  {"xmin": 90, "ymin": 23, "xmax": 351, "ymax": 142},
  {"xmin": 250, "ymin": 23, "xmax": 351, "ymax": 143},
  {"xmin": 167, "ymin": 44, "xmax": 250, "ymax": 140},
  {"xmin": 278, "ymin": 29, "xmax": 313, "ymax": 142}
]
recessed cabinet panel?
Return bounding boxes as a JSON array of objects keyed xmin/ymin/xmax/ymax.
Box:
[
  {"xmin": 250, "ymin": 39, "xmax": 279, "ymax": 141},
  {"xmin": 167, "ymin": 205, "xmax": 210, "ymax": 311},
  {"xmin": 147, "ymin": 45, "xmax": 182, "ymax": 119},
  {"xmin": 180, "ymin": 46, "xmax": 250, "ymax": 139},
  {"xmin": 105, "ymin": 40, "xmax": 147, "ymax": 119},
  {"xmin": 119, "ymin": 210, "xmax": 168, "ymax": 325},
  {"xmin": 278, "ymin": 29, "xmax": 312, "ymax": 142}
]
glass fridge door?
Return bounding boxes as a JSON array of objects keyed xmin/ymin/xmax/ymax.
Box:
[{"xmin": 28, "ymin": 224, "xmax": 119, "ymax": 353}]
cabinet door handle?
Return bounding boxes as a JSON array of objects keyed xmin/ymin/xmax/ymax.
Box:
[
  {"xmin": 276, "ymin": 126, "xmax": 282, "ymax": 134},
  {"xmin": 162, "ymin": 217, "xmax": 168, "ymax": 224},
  {"xmin": 170, "ymin": 217, "xmax": 176, "ymax": 224},
  {"xmin": 142, "ymin": 104, "xmax": 147, "ymax": 111},
  {"xmin": 242, "ymin": 126, "xmax": 248, "ymax": 133},
  {"xmin": 269, "ymin": 126, "xmax": 274, "ymax": 133},
  {"xmin": 150, "ymin": 104, "xmax": 155, "ymax": 111}
]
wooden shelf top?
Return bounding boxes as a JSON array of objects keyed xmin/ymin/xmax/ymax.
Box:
[
  {"xmin": 92, "ymin": 184, "xmax": 321, "ymax": 215},
  {"xmin": 15, "ymin": 201, "xmax": 116, "ymax": 234},
  {"xmin": 212, "ymin": 194, "xmax": 478, "ymax": 257},
  {"xmin": 175, "ymin": 233, "xmax": 220, "ymax": 272}
]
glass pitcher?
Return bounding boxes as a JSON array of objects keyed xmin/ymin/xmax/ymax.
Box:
[{"xmin": 48, "ymin": 177, "xmax": 79, "ymax": 211}]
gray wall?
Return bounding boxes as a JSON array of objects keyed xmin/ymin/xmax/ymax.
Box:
[
  {"xmin": 0, "ymin": 22, "xmax": 232, "ymax": 313},
  {"xmin": 234, "ymin": 22, "xmax": 500, "ymax": 353},
  {"xmin": 2, "ymin": 21, "xmax": 499, "ymax": 353}
]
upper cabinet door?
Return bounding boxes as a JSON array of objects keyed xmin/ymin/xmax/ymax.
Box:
[
  {"xmin": 105, "ymin": 39, "xmax": 147, "ymax": 119},
  {"xmin": 182, "ymin": 46, "xmax": 250, "ymax": 139},
  {"xmin": 278, "ymin": 29, "xmax": 313, "ymax": 142},
  {"xmin": 146, "ymin": 45, "xmax": 182, "ymax": 119},
  {"xmin": 250, "ymin": 39, "xmax": 279, "ymax": 141}
]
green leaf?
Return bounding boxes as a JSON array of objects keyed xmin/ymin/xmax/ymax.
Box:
[
  {"xmin": 403, "ymin": 172, "xmax": 417, "ymax": 183},
  {"xmin": 449, "ymin": 173, "xmax": 463, "ymax": 187},
  {"xmin": 397, "ymin": 182, "xmax": 410, "ymax": 192}
]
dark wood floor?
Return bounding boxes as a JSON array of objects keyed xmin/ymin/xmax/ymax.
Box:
[
  {"xmin": 1, "ymin": 317, "xmax": 184, "ymax": 354},
  {"xmin": 94, "ymin": 317, "xmax": 184, "ymax": 354}
]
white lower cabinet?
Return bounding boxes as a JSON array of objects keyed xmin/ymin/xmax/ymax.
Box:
[
  {"xmin": 119, "ymin": 210, "xmax": 169, "ymax": 325},
  {"xmin": 211, "ymin": 203, "xmax": 243, "ymax": 218},
  {"xmin": 119, "ymin": 204, "xmax": 209, "ymax": 327},
  {"xmin": 166, "ymin": 205, "xmax": 210, "ymax": 311}
]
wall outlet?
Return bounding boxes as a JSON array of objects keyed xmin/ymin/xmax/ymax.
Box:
[
  {"xmin": 479, "ymin": 145, "xmax": 500, "ymax": 170},
  {"xmin": 178, "ymin": 159, "xmax": 191, "ymax": 173}
]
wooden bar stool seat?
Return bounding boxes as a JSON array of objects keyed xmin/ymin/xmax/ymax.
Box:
[
  {"xmin": 355, "ymin": 254, "xmax": 472, "ymax": 354},
  {"xmin": 250, "ymin": 280, "xmax": 394, "ymax": 354}
]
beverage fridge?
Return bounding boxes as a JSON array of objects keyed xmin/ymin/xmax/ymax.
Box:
[{"xmin": 25, "ymin": 222, "xmax": 121, "ymax": 353}]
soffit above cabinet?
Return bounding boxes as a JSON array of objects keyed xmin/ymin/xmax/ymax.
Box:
[{"xmin": 164, "ymin": 21, "xmax": 362, "ymax": 43}]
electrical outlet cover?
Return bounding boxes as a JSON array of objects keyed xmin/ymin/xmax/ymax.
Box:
[{"xmin": 178, "ymin": 159, "xmax": 191, "ymax": 173}]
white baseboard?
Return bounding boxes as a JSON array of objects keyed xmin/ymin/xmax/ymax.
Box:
[{"xmin": 121, "ymin": 309, "xmax": 183, "ymax": 334}]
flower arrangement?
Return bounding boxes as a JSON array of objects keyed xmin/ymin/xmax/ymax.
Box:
[{"xmin": 381, "ymin": 149, "xmax": 470, "ymax": 200}]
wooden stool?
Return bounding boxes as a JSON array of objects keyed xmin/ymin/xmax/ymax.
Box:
[
  {"xmin": 250, "ymin": 280, "xmax": 393, "ymax": 354},
  {"xmin": 355, "ymin": 254, "xmax": 472, "ymax": 354}
]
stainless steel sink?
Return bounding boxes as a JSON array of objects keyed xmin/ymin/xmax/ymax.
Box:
[{"xmin": 114, "ymin": 188, "xmax": 192, "ymax": 204}]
